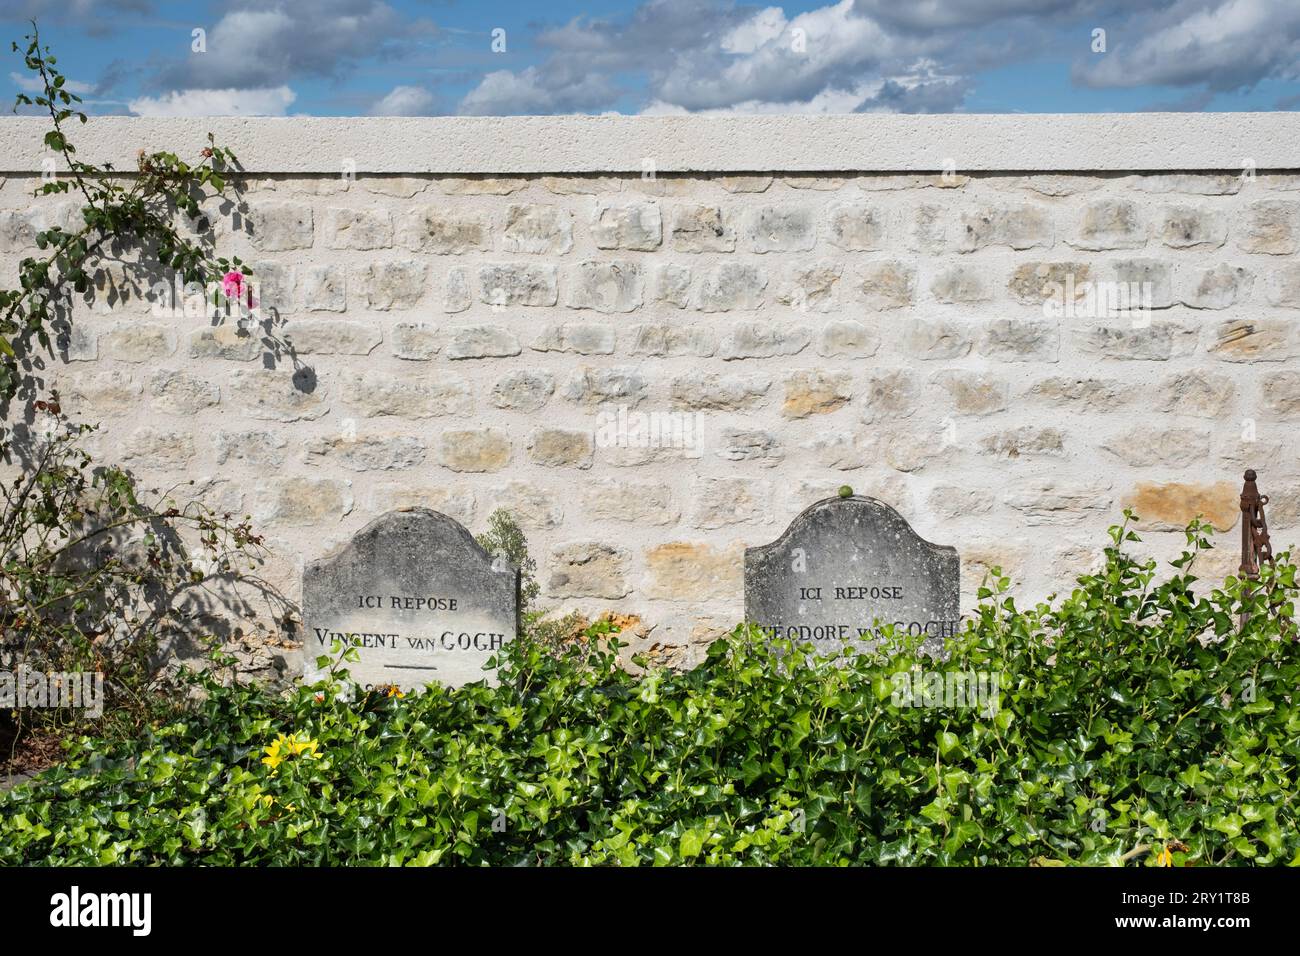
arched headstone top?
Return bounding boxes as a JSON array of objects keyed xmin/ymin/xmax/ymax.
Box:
[
  {"xmin": 302, "ymin": 508, "xmax": 520, "ymax": 691},
  {"xmin": 747, "ymin": 495, "xmax": 956, "ymax": 563},
  {"xmin": 306, "ymin": 507, "xmax": 514, "ymax": 577},
  {"xmin": 745, "ymin": 495, "xmax": 960, "ymax": 653}
]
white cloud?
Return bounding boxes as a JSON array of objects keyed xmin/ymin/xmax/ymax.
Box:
[
  {"xmin": 10, "ymin": 71, "xmax": 95, "ymax": 95},
  {"xmin": 459, "ymin": 0, "xmax": 960, "ymax": 115},
  {"xmin": 642, "ymin": 63, "xmax": 965, "ymax": 115},
  {"xmin": 127, "ymin": 86, "xmax": 297, "ymax": 117},
  {"xmin": 370, "ymin": 85, "xmax": 437, "ymax": 116},
  {"xmin": 150, "ymin": 0, "xmax": 424, "ymax": 91},
  {"xmin": 643, "ymin": 83, "xmax": 880, "ymax": 114},
  {"xmin": 453, "ymin": 0, "xmax": 1300, "ymax": 115},
  {"xmin": 458, "ymin": 65, "xmax": 619, "ymax": 116},
  {"xmin": 1075, "ymin": 0, "xmax": 1300, "ymax": 92},
  {"xmin": 655, "ymin": 0, "xmax": 904, "ymax": 111},
  {"xmin": 459, "ymin": 69, "xmax": 552, "ymax": 115},
  {"xmin": 105, "ymin": 0, "xmax": 1291, "ymax": 117},
  {"xmin": 721, "ymin": 6, "xmax": 788, "ymax": 55},
  {"xmin": 852, "ymin": 0, "xmax": 1096, "ymax": 32}
]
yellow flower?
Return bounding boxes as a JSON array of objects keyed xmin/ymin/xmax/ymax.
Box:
[
  {"xmin": 1154, "ymin": 846, "xmax": 1174, "ymax": 867},
  {"xmin": 261, "ymin": 733, "xmax": 322, "ymax": 773},
  {"xmin": 261, "ymin": 735, "xmax": 289, "ymax": 771},
  {"xmin": 252, "ymin": 794, "xmax": 298, "ymax": 823}
]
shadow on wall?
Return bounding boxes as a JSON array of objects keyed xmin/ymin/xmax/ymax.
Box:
[{"xmin": 0, "ymin": 178, "xmax": 308, "ymax": 724}]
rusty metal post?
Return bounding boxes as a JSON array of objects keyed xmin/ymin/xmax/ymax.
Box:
[
  {"xmin": 1239, "ymin": 469, "xmax": 1274, "ymax": 630},
  {"xmin": 1240, "ymin": 470, "xmax": 1262, "ymax": 579}
]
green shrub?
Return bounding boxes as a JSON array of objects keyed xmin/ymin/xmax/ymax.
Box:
[
  {"xmin": 475, "ymin": 508, "xmax": 539, "ymax": 612},
  {"xmin": 1, "ymin": 516, "xmax": 1297, "ymax": 866},
  {"xmin": 0, "ymin": 408, "xmax": 268, "ymax": 747},
  {"xmin": 476, "ymin": 507, "xmax": 591, "ymax": 655}
]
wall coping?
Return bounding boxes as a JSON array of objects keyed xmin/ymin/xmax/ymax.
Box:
[{"xmin": 1, "ymin": 114, "xmax": 1297, "ymax": 175}]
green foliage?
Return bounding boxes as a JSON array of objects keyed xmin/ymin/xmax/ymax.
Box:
[
  {"xmin": 2, "ymin": 517, "xmax": 1297, "ymax": 866},
  {"xmin": 475, "ymin": 508, "xmax": 540, "ymax": 611},
  {"xmin": 516, "ymin": 607, "xmax": 591, "ymax": 657},
  {"xmin": 475, "ymin": 508, "xmax": 590, "ymax": 654}
]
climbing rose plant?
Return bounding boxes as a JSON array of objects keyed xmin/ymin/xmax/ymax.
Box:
[
  {"xmin": 1, "ymin": 24, "xmax": 266, "ymax": 748},
  {"xmin": 0, "ymin": 24, "xmax": 249, "ymax": 417}
]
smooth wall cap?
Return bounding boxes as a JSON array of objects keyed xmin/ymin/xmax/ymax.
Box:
[{"xmin": 1, "ymin": 113, "xmax": 1297, "ymax": 174}]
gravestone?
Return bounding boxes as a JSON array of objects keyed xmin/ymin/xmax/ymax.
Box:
[
  {"xmin": 302, "ymin": 508, "xmax": 519, "ymax": 691},
  {"xmin": 745, "ymin": 495, "xmax": 960, "ymax": 653}
]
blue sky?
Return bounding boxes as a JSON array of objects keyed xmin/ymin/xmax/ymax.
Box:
[{"xmin": 4, "ymin": 0, "xmax": 1299, "ymax": 116}]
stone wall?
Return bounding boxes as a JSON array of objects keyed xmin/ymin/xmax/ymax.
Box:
[{"xmin": 2, "ymin": 116, "xmax": 1299, "ymax": 668}]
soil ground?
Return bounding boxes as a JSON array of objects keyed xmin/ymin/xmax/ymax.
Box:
[{"xmin": 0, "ymin": 722, "xmax": 62, "ymax": 789}]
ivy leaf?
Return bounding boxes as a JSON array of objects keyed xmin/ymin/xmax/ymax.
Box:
[
  {"xmin": 936, "ymin": 731, "xmax": 961, "ymax": 759},
  {"xmin": 679, "ymin": 829, "xmax": 704, "ymax": 859}
]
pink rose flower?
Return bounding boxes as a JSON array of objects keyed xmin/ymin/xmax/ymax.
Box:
[{"xmin": 221, "ymin": 270, "xmax": 245, "ymax": 301}]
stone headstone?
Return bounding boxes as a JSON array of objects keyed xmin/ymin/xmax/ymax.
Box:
[
  {"xmin": 745, "ymin": 495, "xmax": 959, "ymax": 653},
  {"xmin": 302, "ymin": 508, "xmax": 519, "ymax": 691}
]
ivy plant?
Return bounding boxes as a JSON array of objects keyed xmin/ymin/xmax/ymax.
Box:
[{"xmin": 3, "ymin": 516, "xmax": 1296, "ymax": 866}]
